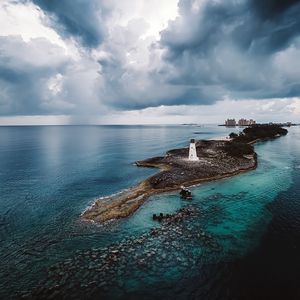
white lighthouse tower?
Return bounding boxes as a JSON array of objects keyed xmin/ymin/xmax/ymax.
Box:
[{"xmin": 188, "ymin": 139, "xmax": 199, "ymax": 161}]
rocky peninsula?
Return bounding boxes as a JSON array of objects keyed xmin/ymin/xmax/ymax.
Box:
[{"xmin": 82, "ymin": 125, "xmax": 288, "ymax": 224}]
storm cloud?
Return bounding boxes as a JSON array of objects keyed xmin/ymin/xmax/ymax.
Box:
[
  {"xmin": 1, "ymin": 0, "xmax": 300, "ymax": 119},
  {"xmin": 0, "ymin": 36, "xmax": 71, "ymax": 115},
  {"xmin": 0, "ymin": 35, "xmax": 103, "ymax": 116},
  {"xmin": 31, "ymin": 0, "xmax": 108, "ymax": 47},
  {"xmin": 159, "ymin": 0, "xmax": 300, "ymax": 102}
]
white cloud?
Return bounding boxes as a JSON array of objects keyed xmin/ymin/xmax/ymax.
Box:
[
  {"xmin": 1, "ymin": 0, "xmax": 300, "ymax": 124},
  {"xmin": 48, "ymin": 73, "xmax": 63, "ymax": 96},
  {"xmin": 0, "ymin": 1, "xmax": 66, "ymax": 48},
  {"xmin": 0, "ymin": 115, "xmax": 71, "ymax": 125},
  {"xmin": 106, "ymin": 0, "xmax": 179, "ymax": 39},
  {"xmin": 1, "ymin": 97, "xmax": 299, "ymax": 125},
  {"xmin": 287, "ymin": 98, "xmax": 300, "ymax": 115},
  {"xmin": 97, "ymin": 98, "xmax": 300, "ymax": 125}
]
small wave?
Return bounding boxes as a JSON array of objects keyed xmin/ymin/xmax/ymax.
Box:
[
  {"xmin": 81, "ymin": 188, "xmax": 132, "ymax": 216},
  {"xmin": 295, "ymin": 165, "xmax": 300, "ymax": 169},
  {"xmin": 208, "ymin": 135, "xmax": 230, "ymax": 141}
]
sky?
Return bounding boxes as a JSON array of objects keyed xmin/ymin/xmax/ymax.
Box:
[{"xmin": 0, "ymin": 0, "xmax": 300, "ymax": 125}]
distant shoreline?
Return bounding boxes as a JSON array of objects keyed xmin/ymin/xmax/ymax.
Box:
[{"xmin": 218, "ymin": 123, "xmax": 299, "ymax": 127}]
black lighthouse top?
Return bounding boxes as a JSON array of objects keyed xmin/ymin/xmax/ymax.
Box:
[{"xmin": 190, "ymin": 139, "xmax": 195, "ymax": 143}]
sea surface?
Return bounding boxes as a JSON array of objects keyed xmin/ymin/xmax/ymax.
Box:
[{"xmin": 0, "ymin": 125, "xmax": 300, "ymax": 299}]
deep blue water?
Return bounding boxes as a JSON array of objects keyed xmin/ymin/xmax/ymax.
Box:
[{"xmin": 0, "ymin": 125, "xmax": 299, "ymax": 299}]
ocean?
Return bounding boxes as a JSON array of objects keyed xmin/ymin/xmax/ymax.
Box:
[{"xmin": 0, "ymin": 125, "xmax": 299, "ymax": 299}]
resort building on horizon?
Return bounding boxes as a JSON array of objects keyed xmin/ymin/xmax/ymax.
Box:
[
  {"xmin": 224, "ymin": 118, "xmax": 256, "ymax": 126},
  {"xmin": 225, "ymin": 119, "xmax": 237, "ymax": 126},
  {"xmin": 238, "ymin": 118, "xmax": 256, "ymax": 126}
]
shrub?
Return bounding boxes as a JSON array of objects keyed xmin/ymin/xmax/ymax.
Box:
[
  {"xmin": 229, "ymin": 132, "xmax": 238, "ymax": 139},
  {"xmin": 223, "ymin": 142, "xmax": 254, "ymax": 157},
  {"xmin": 232, "ymin": 125, "xmax": 288, "ymax": 143}
]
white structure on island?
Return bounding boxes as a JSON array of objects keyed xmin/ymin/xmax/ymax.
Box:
[{"xmin": 188, "ymin": 139, "xmax": 199, "ymax": 161}]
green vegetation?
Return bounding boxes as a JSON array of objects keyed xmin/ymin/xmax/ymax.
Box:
[
  {"xmin": 224, "ymin": 125, "xmax": 288, "ymax": 157},
  {"xmin": 229, "ymin": 132, "xmax": 238, "ymax": 139},
  {"xmin": 223, "ymin": 142, "xmax": 254, "ymax": 157},
  {"xmin": 231, "ymin": 124, "xmax": 288, "ymax": 143}
]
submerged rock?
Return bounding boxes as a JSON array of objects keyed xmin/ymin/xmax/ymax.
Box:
[{"xmin": 20, "ymin": 205, "xmax": 224, "ymax": 300}]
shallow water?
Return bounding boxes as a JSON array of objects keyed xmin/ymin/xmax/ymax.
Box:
[{"xmin": 0, "ymin": 125, "xmax": 299, "ymax": 299}]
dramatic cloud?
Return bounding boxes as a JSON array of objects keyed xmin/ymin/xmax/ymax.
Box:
[
  {"xmin": 0, "ymin": 35, "xmax": 103, "ymax": 116},
  {"xmin": 1, "ymin": 0, "xmax": 300, "ymax": 123},
  {"xmin": 31, "ymin": 0, "xmax": 109, "ymax": 47},
  {"xmin": 0, "ymin": 36, "xmax": 70, "ymax": 115},
  {"xmin": 159, "ymin": 0, "xmax": 300, "ymax": 102}
]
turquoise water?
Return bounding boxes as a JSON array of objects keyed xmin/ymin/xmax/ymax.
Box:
[{"xmin": 0, "ymin": 125, "xmax": 299, "ymax": 299}]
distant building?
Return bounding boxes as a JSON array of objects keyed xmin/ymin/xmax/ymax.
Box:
[
  {"xmin": 224, "ymin": 118, "xmax": 256, "ymax": 126},
  {"xmin": 238, "ymin": 118, "xmax": 247, "ymax": 126},
  {"xmin": 225, "ymin": 119, "xmax": 236, "ymax": 126},
  {"xmin": 238, "ymin": 118, "xmax": 256, "ymax": 126}
]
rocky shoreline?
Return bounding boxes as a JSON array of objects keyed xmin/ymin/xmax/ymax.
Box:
[
  {"xmin": 81, "ymin": 125, "xmax": 288, "ymax": 224},
  {"xmin": 81, "ymin": 139, "xmax": 257, "ymax": 223}
]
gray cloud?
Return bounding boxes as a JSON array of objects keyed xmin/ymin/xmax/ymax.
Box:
[
  {"xmin": 0, "ymin": 36, "xmax": 104, "ymax": 116},
  {"xmin": 31, "ymin": 0, "xmax": 108, "ymax": 47},
  {"xmin": 2, "ymin": 0, "xmax": 300, "ymax": 118},
  {"xmin": 161, "ymin": 0, "xmax": 300, "ymax": 56},
  {"xmin": 94, "ymin": 0, "xmax": 300, "ymax": 110},
  {"xmin": 0, "ymin": 36, "xmax": 72, "ymax": 115},
  {"xmin": 159, "ymin": 0, "xmax": 300, "ymax": 101},
  {"xmin": 250, "ymin": 0, "xmax": 299, "ymax": 19}
]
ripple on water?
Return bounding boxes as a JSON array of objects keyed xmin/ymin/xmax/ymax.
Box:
[{"xmin": 0, "ymin": 126, "xmax": 298, "ymax": 299}]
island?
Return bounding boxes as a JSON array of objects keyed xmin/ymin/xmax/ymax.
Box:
[{"xmin": 82, "ymin": 125, "xmax": 288, "ymax": 223}]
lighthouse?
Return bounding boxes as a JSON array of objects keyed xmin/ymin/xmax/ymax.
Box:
[{"xmin": 188, "ymin": 139, "xmax": 199, "ymax": 161}]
